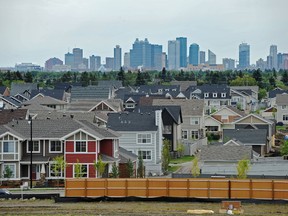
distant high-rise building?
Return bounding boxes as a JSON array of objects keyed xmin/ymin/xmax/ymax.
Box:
[
  {"xmin": 256, "ymin": 58, "xmax": 266, "ymax": 71},
  {"xmin": 65, "ymin": 52, "xmax": 74, "ymax": 68},
  {"xmin": 189, "ymin": 43, "xmax": 199, "ymax": 65},
  {"xmin": 270, "ymin": 45, "xmax": 278, "ymax": 69},
  {"xmin": 176, "ymin": 37, "xmax": 187, "ymax": 68},
  {"xmin": 267, "ymin": 55, "xmax": 273, "ymax": 70},
  {"xmin": 162, "ymin": 52, "xmax": 167, "ymax": 69},
  {"xmin": 73, "ymin": 48, "xmax": 83, "ymax": 70},
  {"xmin": 130, "ymin": 38, "xmax": 152, "ymax": 69},
  {"xmin": 283, "ymin": 54, "xmax": 288, "ymax": 70},
  {"xmin": 238, "ymin": 43, "xmax": 250, "ymax": 69},
  {"xmin": 113, "ymin": 45, "xmax": 122, "ymax": 71},
  {"xmin": 222, "ymin": 58, "xmax": 235, "ymax": 70},
  {"xmin": 82, "ymin": 58, "xmax": 89, "ymax": 69},
  {"xmin": 168, "ymin": 40, "xmax": 180, "ymax": 70},
  {"xmin": 200, "ymin": 51, "xmax": 206, "ymax": 64},
  {"xmin": 208, "ymin": 49, "xmax": 216, "ymax": 65},
  {"xmin": 89, "ymin": 55, "xmax": 96, "ymax": 71},
  {"xmin": 124, "ymin": 52, "xmax": 130, "ymax": 69},
  {"xmin": 151, "ymin": 44, "xmax": 163, "ymax": 71},
  {"xmin": 45, "ymin": 57, "xmax": 63, "ymax": 71},
  {"xmin": 277, "ymin": 53, "xmax": 283, "ymax": 70},
  {"xmin": 105, "ymin": 57, "xmax": 114, "ymax": 70}
]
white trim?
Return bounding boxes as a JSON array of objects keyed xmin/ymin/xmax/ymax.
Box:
[
  {"xmin": 181, "ymin": 130, "xmax": 188, "ymax": 140},
  {"xmin": 2, "ymin": 163, "xmax": 17, "ymax": 178},
  {"xmin": 74, "ymin": 141, "xmax": 88, "ymax": 153},
  {"xmin": 49, "ymin": 140, "xmax": 62, "ymax": 153},
  {"xmin": 88, "ymin": 100, "xmax": 118, "ymax": 112},
  {"xmin": 72, "ymin": 163, "xmax": 89, "ymax": 178},
  {"xmin": 211, "ymin": 106, "xmax": 242, "ymax": 117},
  {"xmin": 60, "ymin": 128, "xmax": 101, "ymax": 141},
  {"xmin": 137, "ymin": 133, "xmax": 152, "ymax": 144},
  {"xmin": 138, "ymin": 150, "xmax": 152, "ymax": 161},
  {"xmin": 0, "ymin": 131, "xmax": 24, "ymax": 141},
  {"xmin": 233, "ymin": 113, "xmax": 273, "ymax": 125},
  {"xmin": 26, "ymin": 140, "xmax": 40, "ymax": 153}
]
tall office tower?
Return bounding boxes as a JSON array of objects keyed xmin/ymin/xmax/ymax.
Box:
[
  {"xmin": 113, "ymin": 45, "xmax": 122, "ymax": 71},
  {"xmin": 130, "ymin": 38, "xmax": 152, "ymax": 70},
  {"xmin": 151, "ymin": 44, "xmax": 163, "ymax": 71},
  {"xmin": 222, "ymin": 58, "xmax": 235, "ymax": 70},
  {"xmin": 238, "ymin": 43, "xmax": 250, "ymax": 69},
  {"xmin": 277, "ymin": 53, "xmax": 283, "ymax": 70},
  {"xmin": 176, "ymin": 37, "xmax": 187, "ymax": 67},
  {"xmin": 162, "ymin": 52, "xmax": 167, "ymax": 69},
  {"xmin": 208, "ymin": 49, "xmax": 216, "ymax": 65},
  {"xmin": 95, "ymin": 56, "xmax": 101, "ymax": 71},
  {"xmin": 73, "ymin": 48, "xmax": 83, "ymax": 70},
  {"xmin": 45, "ymin": 57, "xmax": 63, "ymax": 71},
  {"xmin": 89, "ymin": 55, "xmax": 97, "ymax": 71},
  {"xmin": 189, "ymin": 43, "xmax": 200, "ymax": 65},
  {"xmin": 168, "ymin": 40, "xmax": 180, "ymax": 70},
  {"xmin": 267, "ymin": 55, "xmax": 273, "ymax": 70},
  {"xmin": 256, "ymin": 58, "xmax": 266, "ymax": 71},
  {"xmin": 283, "ymin": 54, "xmax": 288, "ymax": 70},
  {"xmin": 65, "ymin": 52, "xmax": 74, "ymax": 68},
  {"xmin": 105, "ymin": 57, "xmax": 114, "ymax": 71},
  {"xmin": 82, "ymin": 58, "xmax": 89, "ymax": 69},
  {"xmin": 124, "ymin": 52, "xmax": 130, "ymax": 68},
  {"xmin": 200, "ymin": 51, "xmax": 206, "ymax": 64},
  {"xmin": 270, "ymin": 45, "xmax": 278, "ymax": 70}
]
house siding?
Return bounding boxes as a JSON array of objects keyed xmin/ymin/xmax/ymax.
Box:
[
  {"xmin": 66, "ymin": 154, "xmax": 96, "ymax": 163},
  {"xmin": 66, "ymin": 141, "xmax": 74, "ymax": 152},
  {"xmin": 88, "ymin": 141, "xmax": 96, "ymax": 152},
  {"xmin": 100, "ymin": 139, "xmax": 113, "ymax": 157}
]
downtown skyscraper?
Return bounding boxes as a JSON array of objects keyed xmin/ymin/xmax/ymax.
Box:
[
  {"xmin": 113, "ymin": 45, "xmax": 122, "ymax": 71},
  {"xmin": 176, "ymin": 37, "xmax": 187, "ymax": 68},
  {"xmin": 238, "ymin": 43, "xmax": 250, "ymax": 69},
  {"xmin": 189, "ymin": 43, "xmax": 199, "ymax": 66}
]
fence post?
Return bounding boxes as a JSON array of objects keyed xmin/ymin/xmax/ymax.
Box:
[
  {"xmin": 272, "ymin": 180, "xmax": 274, "ymax": 201},
  {"xmin": 125, "ymin": 179, "xmax": 128, "ymax": 197},
  {"xmin": 85, "ymin": 178, "xmax": 87, "ymax": 197},
  {"xmin": 228, "ymin": 180, "xmax": 231, "ymax": 199},
  {"xmin": 249, "ymin": 179, "xmax": 252, "ymax": 199},
  {"xmin": 146, "ymin": 178, "xmax": 149, "ymax": 198},
  {"xmin": 166, "ymin": 179, "xmax": 169, "ymax": 197},
  {"xmin": 208, "ymin": 180, "xmax": 210, "ymax": 199},
  {"xmin": 104, "ymin": 178, "xmax": 107, "ymax": 197},
  {"xmin": 187, "ymin": 179, "xmax": 189, "ymax": 198}
]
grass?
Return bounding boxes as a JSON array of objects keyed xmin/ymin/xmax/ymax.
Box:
[
  {"xmin": 170, "ymin": 155, "xmax": 194, "ymax": 164},
  {"xmin": 168, "ymin": 165, "xmax": 180, "ymax": 172},
  {"xmin": 276, "ymin": 125, "xmax": 287, "ymax": 130}
]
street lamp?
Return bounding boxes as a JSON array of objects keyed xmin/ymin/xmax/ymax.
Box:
[{"xmin": 28, "ymin": 115, "xmax": 33, "ymax": 188}]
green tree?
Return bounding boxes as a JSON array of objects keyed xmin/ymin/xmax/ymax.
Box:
[
  {"xmin": 237, "ymin": 159, "xmax": 250, "ymax": 179},
  {"xmin": 74, "ymin": 159, "xmax": 84, "ymax": 178},
  {"xmin": 94, "ymin": 155, "xmax": 106, "ymax": 178},
  {"xmin": 280, "ymin": 141, "xmax": 288, "ymax": 156},
  {"xmin": 252, "ymin": 69, "xmax": 262, "ymax": 83},
  {"xmin": 117, "ymin": 67, "xmax": 125, "ymax": 82},
  {"xmin": 52, "ymin": 155, "xmax": 67, "ymax": 188},
  {"xmin": 191, "ymin": 157, "xmax": 200, "ymax": 178},
  {"xmin": 230, "ymin": 75, "xmax": 257, "ymax": 86},
  {"xmin": 258, "ymin": 88, "xmax": 267, "ymax": 101},
  {"xmin": 24, "ymin": 72, "xmax": 33, "ymax": 83},
  {"xmin": 3, "ymin": 165, "xmax": 13, "ymax": 179},
  {"xmin": 137, "ymin": 151, "xmax": 145, "ymax": 178},
  {"xmin": 111, "ymin": 162, "xmax": 119, "ymax": 178},
  {"xmin": 176, "ymin": 142, "xmax": 185, "ymax": 157},
  {"xmin": 135, "ymin": 70, "xmax": 145, "ymax": 86},
  {"xmin": 162, "ymin": 139, "xmax": 171, "ymax": 174},
  {"xmin": 281, "ymin": 70, "xmax": 288, "ymax": 85},
  {"xmin": 127, "ymin": 159, "xmax": 134, "ymax": 178}
]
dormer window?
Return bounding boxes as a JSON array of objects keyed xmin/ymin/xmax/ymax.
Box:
[
  {"xmin": 221, "ymin": 93, "xmax": 226, "ymax": 98},
  {"xmin": 213, "ymin": 93, "xmax": 217, "ymax": 98},
  {"xmin": 158, "ymin": 89, "xmax": 163, "ymax": 93},
  {"xmin": 204, "ymin": 93, "xmax": 209, "ymax": 98}
]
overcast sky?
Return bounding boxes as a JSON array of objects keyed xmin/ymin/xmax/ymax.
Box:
[{"xmin": 0, "ymin": 0, "xmax": 287, "ymax": 67}]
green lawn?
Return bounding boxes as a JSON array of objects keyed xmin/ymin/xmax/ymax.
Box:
[
  {"xmin": 276, "ymin": 125, "xmax": 287, "ymax": 130},
  {"xmin": 170, "ymin": 155, "xmax": 194, "ymax": 164},
  {"xmin": 168, "ymin": 165, "xmax": 180, "ymax": 172}
]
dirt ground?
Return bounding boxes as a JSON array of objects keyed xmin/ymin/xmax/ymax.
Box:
[{"xmin": 0, "ymin": 199, "xmax": 288, "ymax": 215}]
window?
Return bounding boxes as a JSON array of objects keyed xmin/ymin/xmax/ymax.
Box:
[
  {"xmin": 50, "ymin": 141, "xmax": 62, "ymax": 153},
  {"xmin": 221, "ymin": 93, "xmax": 226, "ymax": 98},
  {"xmin": 283, "ymin": 115, "xmax": 288, "ymax": 121},
  {"xmin": 222, "ymin": 115, "xmax": 229, "ymax": 120},
  {"xmin": 27, "ymin": 141, "xmax": 40, "ymax": 153},
  {"xmin": 182, "ymin": 130, "xmax": 188, "ymax": 139},
  {"xmin": 138, "ymin": 150, "xmax": 152, "ymax": 160},
  {"xmin": 75, "ymin": 141, "xmax": 87, "ymax": 152},
  {"xmin": 137, "ymin": 134, "xmax": 151, "ymax": 144},
  {"xmin": 126, "ymin": 104, "xmax": 135, "ymax": 108},
  {"xmin": 282, "ymin": 105, "xmax": 287, "ymax": 110},
  {"xmin": 190, "ymin": 117, "xmax": 199, "ymax": 125},
  {"xmin": 3, "ymin": 141, "xmax": 15, "ymax": 153},
  {"xmin": 3, "ymin": 164, "xmax": 16, "ymax": 178},
  {"xmin": 204, "ymin": 93, "xmax": 209, "ymax": 98},
  {"xmin": 73, "ymin": 164, "xmax": 88, "ymax": 178},
  {"xmin": 213, "ymin": 93, "xmax": 217, "ymax": 98},
  {"xmin": 191, "ymin": 130, "xmax": 199, "ymax": 140},
  {"xmin": 163, "ymin": 125, "xmax": 172, "ymax": 134},
  {"xmin": 49, "ymin": 163, "xmax": 64, "ymax": 178}
]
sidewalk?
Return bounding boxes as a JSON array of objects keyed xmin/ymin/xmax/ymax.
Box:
[{"xmin": 8, "ymin": 188, "xmax": 65, "ymax": 197}]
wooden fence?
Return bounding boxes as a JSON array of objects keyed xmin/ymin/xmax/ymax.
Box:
[{"xmin": 65, "ymin": 178, "xmax": 288, "ymax": 201}]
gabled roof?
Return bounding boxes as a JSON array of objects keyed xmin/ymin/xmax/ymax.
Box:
[
  {"xmin": 107, "ymin": 111, "xmax": 158, "ymax": 131},
  {"xmin": 71, "ymin": 85, "xmax": 111, "ymax": 101},
  {"xmin": 199, "ymin": 145, "xmax": 253, "ymax": 161},
  {"xmin": 230, "ymin": 86, "xmax": 259, "ymax": 94},
  {"xmin": 30, "ymin": 89, "xmax": 65, "ymax": 101},
  {"xmin": 89, "ymin": 99, "xmax": 123, "ymax": 112},
  {"xmin": 136, "ymin": 85, "xmax": 180, "ymax": 94},
  {"xmin": 152, "ymin": 98, "xmax": 204, "ymax": 116},
  {"xmin": 98, "ymin": 80, "xmax": 123, "ymax": 89},
  {"xmin": 22, "ymin": 96, "xmax": 67, "ymax": 106},
  {"xmin": 276, "ymin": 94, "xmax": 288, "ymax": 105},
  {"xmin": 268, "ymin": 89, "xmax": 288, "ymax": 98},
  {"xmin": 0, "ymin": 109, "xmax": 28, "ymax": 125},
  {"xmin": 186, "ymin": 84, "xmax": 230, "ymax": 99},
  {"xmin": 223, "ymin": 129, "xmax": 267, "ymax": 145},
  {"xmin": 20, "ymin": 103, "xmax": 55, "ymax": 111},
  {"xmin": 119, "ymin": 147, "xmax": 138, "ymax": 163},
  {"xmin": 234, "ymin": 113, "xmax": 274, "ymax": 125},
  {"xmin": 205, "ymin": 115, "xmax": 223, "ymax": 125},
  {"xmin": 0, "ymin": 86, "xmax": 9, "ymax": 95},
  {"xmin": 115, "ymin": 87, "xmax": 135, "ymax": 100},
  {"xmin": 10, "ymin": 82, "xmax": 38, "ymax": 96},
  {"xmin": 67, "ymin": 99, "xmax": 122, "ymax": 112},
  {"xmin": 170, "ymin": 81, "xmax": 197, "ymax": 91},
  {"xmin": 0, "ymin": 96, "xmax": 22, "ymax": 108},
  {"xmin": 212, "ymin": 106, "xmax": 245, "ymax": 117}
]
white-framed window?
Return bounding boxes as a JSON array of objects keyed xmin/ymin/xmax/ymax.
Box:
[
  {"xmin": 182, "ymin": 130, "xmax": 188, "ymax": 140},
  {"xmin": 75, "ymin": 141, "xmax": 87, "ymax": 152},
  {"xmin": 282, "ymin": 105, "xmax": 287, "ymax": 110},
  {"xmin": 204, "ymin": 93, "xmax": 209, "ymax": 98},
  {"xmin": 221, "ymin": 93, "xmax": 226, "ymax": 98},
  {"xmin": 126, "ymin": 104, "xmax": 135, "ymax": 108},
  {"xmin": 190, "ymin": 117, "xmax": 199, "ymax": 125},
  {"xmin": 283, "ymin": 115, "xmax": 288, "ymax": 121},
  {"xmin": 138, "ymin": 150, "xmax": 152, "ymax": 160},
  {"xmin": 137, "ymin": 134, "xmax": 152, "ymax": 144},
  {"xmin": 213, "ymin": 93, "xmax": 217, "ymax": 98},
  {"xmin": 73, "ymin": 164, "xmax": 88, "ymax": 178},
  {"xmin": 191, "ymin": 130, "xmax": 199, "ymax": 140},
  {"xmin": 27, "ymin": 141, "xmax": 40, "ymax": 153},
  {"xmin": 222, "ymin": 115, "xmax": 229, "ymax": 120},
  {"xmin": 49, "ymin": 140, "xmax": 62, "ymax": 153},
  {"xmin": 3, "ymin": 141, "xmax": 15, "ymax": 153},
  {"xmin": 158, "ymin": 89, "xmax": 163, "ymax": 92},
  {"xmin": 3, "ymin": 163, "xmax": 16, "ymax": 178},
  {"xmin": 49, "ymin": 162, "xmax": 64, "ymax": 178}
]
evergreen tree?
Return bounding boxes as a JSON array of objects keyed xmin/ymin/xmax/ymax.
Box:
[
  {"xmin": 162, "ymin": 139, "xmax": 171, "ymax": 174},
  {"xmin": 127, "ymin": 159, "xmax": 134, "ymax": 178},
  {"xmin": 252, "ymin": 69, "xmax": 262, "ymax": 83},
  {"xmin": 24, "ymin": 72, "xmax": 33, "ymax": 83},
  {"xmin": 237, "ymin": 159, "xmax": 250, "ymax": 179},
  {"xmin": 269, "ymin": 76, "xmax": 276, "ymax": 88},
  {"xmin": 135, "ymin": 70, "xmax": 145, "ymax": 86},
  {"xmin": 117, "ymin": 67, "xmax": 125, "ymax": 82},
  {"xmin": 111, "ymin": 162, "xmax": 119, "ymax": 178},
  {"xmin": 137, "ymin": 151, "xmax": 145, "ymax": 178},
  {"xmin": 281, "ymin": 70, "xmax": 288, "ymax": 85},
  {"xmin": 161, "ymin": 67, "xmax": 167, "ymax": 82}
]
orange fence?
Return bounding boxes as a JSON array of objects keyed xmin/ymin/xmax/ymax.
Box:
[{"xmin": 65, "ymin": 178, "xmax": 288, "ymax": 201}]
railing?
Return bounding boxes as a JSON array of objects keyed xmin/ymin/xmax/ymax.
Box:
[{"xmin": 65, "ymin": 178, "xmax": 288, "ymax": 200}]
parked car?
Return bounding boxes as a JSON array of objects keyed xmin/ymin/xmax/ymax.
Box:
[{"xmin": 0, "ymin": 188, "xmax": 11, "ymax": 195}]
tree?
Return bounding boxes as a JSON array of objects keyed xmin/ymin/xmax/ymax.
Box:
[
  {"xmin": 230, "ymin": 75, "xmax": 257, "ymax": 86},
  {"xmin": 127, "ymin": 159, "xmax": 134, "ymax": 178},
  {"xmin": 117, "ymin": 67, "xmax": 125, "ymax": 82},
  {"xmin": 51, "ymin": 155, "xmax": 67, "ymax": 188},
  {"xmin": 111, "ymin": 162, "xmax": 119, "ymax": 178},
  {"xmin": 280, "ymin": 141, "xmax": 288, "ymax": 156},
  {"xmin": 137, "ymin": 151, "xmax": 145, "ymax": 178},
  {"xmin": 24, "ymin": 72, "xmax": 33, "ymax": 83},
  {"xmin": 281, "ymin": 70, "xmax": 288, "ymax": 85},
  {"xmin": 94, "ymin": 155, "xmax": 106, "ymax": 178},
  {"xmin": 237, "ymin": 159, "xmax": 250, "ymax": 179},
  {"xmin": 3, "ymin": 165, "xmax": 13, "ymax": 179},
  {"xmin": 269, "ymin": 76, "xmax": 276, "ymax": 88},
  {"xmin": 176, "ymin": 142, "xmax": 185, "ymax": 157},
  {"xmin": 74, "ymin": 159, "xmax": 84, "ymax": 178},
  {"xmin": 252, "ymin": 69, "xmax": 262, "ymax": 83},
  {"xmin": 191, "ymin": 157, "xmax": 200, "ymax": 178},
  {"xmin": 161, "ymin": 67, "xmax": 167, "ymax": 82},
  {"xmin": 135, "ymin": 70, "xmax": 145, "ymax": 86},
  {"xmin": 162, "ymin": 139, "xmax": 171, "ymax": 174},
  {"xmin": 258, "ymin": 88, "xmax": 267, "ymax": 101}
]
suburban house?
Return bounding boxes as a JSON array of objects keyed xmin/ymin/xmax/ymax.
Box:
[
  {"xmin": 118, "ymin": 147, "xmax": 138, "ymax": 178},
  {"xmin": 0, "ymin": 118, "xmax": 120, "ymax": 185},
  {"xmin": 0, "ymin": 109, "xmax": 28, "ymax": 125},
  {"xmin": 70, "ymin": 85, "xmax": 114, "ymax": 102},
  {"xmin": 185, "ymin": 84, "xmax": 231, "ymax": 114},
  {"xmin": 135, "ymin": 85, "xmax": 180, "ymax": 95},
  {"xmin": 30, "ymin": 89, "xmax": 68, "ymax": 102},
  {"xmin": 0, "ymin": 86, "xmax": 10, "ymax": 97},
  {"xmin": 10, "ymin": 82, "xmax": 38, "ymax": 98},
  {"xmin": 21, "ymin": 96, "xmax": 68, "ymax": 111},
  {"xmin": 267, "ymin": 88, "xmax": 288, "ymax": 107},
  {"xmin": 0, "ymin": 96, "xmax": 22, "ymax": 110},
  {"xmin": 107, "ymin": 110, "xmax": 164, "ymax": 176},
  {"xmin": 276, "ymin": 94, "xmax": 288, "ymax": 124}
]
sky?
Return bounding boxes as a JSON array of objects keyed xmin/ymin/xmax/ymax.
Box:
[{"xmin": 0, "ymin": 0, "xmax": 287, "ymax": 67}]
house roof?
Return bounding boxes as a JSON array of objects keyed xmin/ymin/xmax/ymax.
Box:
[
  {"xmin": 0, "ymin": 96, "xmax": 22, "ymax": 108},
  {"xmin": 71, "ymin": 85, "xmax": 111, "ymax": 101},
  {"xmin": 230, "ymin": 86, "xmax": 259, "ymax": 94},
  {"xmin": 98, "ymin": 80, "xmax": 123, "ymax": 89},
  {"xmin": 199, "ymin": 145, "xmax": 253, "ymax": 161},
  {"xmin": 101, "ymin": 154, "xmax": 119, "ymax": 163},
  {"xmin": 170, "ymin": 81, "xmax": 197, "ymax": 91},
  {"xmin": 223, "ymin": 129, "xmax": 267, "ymax": 145},
  {"xmin": 10, "ymin": 82, "xmax": 38, "ymax": 96},
  {"xmin": 212, "ymin": 105, "xmax": 246, "ymax": 118},
  {"xmin": 22, "ymin": 96, "xmax": 67, "ymax": 106},
  {"xmin": 114, "ymin": 87, "xmax": 135, "ymax": 100},
  {"xmin": 234, "ymin": 113, "xmax": 274, "ymax": 125},
  {"xmin": 119, "ymin": 146, "xmax": 138, "ymax": 163},
  {"xmin": 0, "ymin": 109, "xmax": 28, "ymax": 125},
  {"xmin": 136, "ymin": 85, "xmax": 180, "ymax": 94},
  {"xmin": 30, "ymin": 89, "xmax": 65, "ymax": 101},
  {"xmin": 20, "ymin": 103, "xmax": 55, "ymax": 112},
  {"xmin": 107, "ymin": 111, "xmax": 158, "ymax": 131},
  {"xmin": 0, "ymin": 86, "xmax": 8, "ymax": 95},
  {"xmin": 276, "ymin": 94, "xmax": 288, "ymax": 105},
  {"xmin": 268, "ymin": 89, "xmax": 288, "ymax": 98},
  {"xmin": 152, "ymin": 98, "xmax": 204, "ymax": 116},
  {"xmin": 67, "ymin": 99, "xmax": 122, "ymax": 112},
  {"xmin": 186, "ymin": 84, "xmax": 230, "ymax": 99}
]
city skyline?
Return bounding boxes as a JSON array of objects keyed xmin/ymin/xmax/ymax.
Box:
[{"xmin": 0, "ymin": 0, "xmax": 288, "ymax": 67}]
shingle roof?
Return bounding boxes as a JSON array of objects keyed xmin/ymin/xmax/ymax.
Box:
[
  {"xmin": 276, "ymin": 94, "xmax": 288, "ymax": 105},
  {"xmin": 71, "ymin": 85, "xmax": 111, "ymax": 101},
  {"xmin": 30, "ymin": 89, "xmax": 65, "ymax": 101},
  {"xmin": 22, "ymin": 96, "xmax": 67, "ymax": 106},
  {"xmin": 10, "ymin": 82, "xmax": 38, "ymax": 96},
  {"xmin": 98, "ymin": 80, "xmax": 123, "ymax": 89},
  {"xmin": 170, "ymin": 81, "xmax": 197, "ymax": 91},
  {"xmin": 268, "ymin": 89, "xmax": 288, "ymax": 98},
  {"xmin": 119, "ymin": 146, "xmax": 138, "ymax": 163},
  {"xmin": 136, "ymin": 85, "xmax": 180, "ymax": 94},
  {"xmin": 0, "ymin": 86, "xmax": 8, "ymax": 95},
  {"xmin": 223, "ymin": 129, "xmax": 267, "ymax": 145},
  {"xmin": 199, "ymin": 145, "xmax": 252, "ymax": 161},
  {"xmin": 115, "ymin": 87, "xmax": 135, "ymax": 100},
  {"xmin": 152, "ymin": 98, "xmax": 204, "ymax": 116},
  {"xmin": 67, "ymin": 99, "xmax": 123, "ymax": 112},
  {"xmin": 0, "ymin": 109, "xmax": 28, "ymax": 125},
  {"xmin": 107, "ymin": 111, "xmax": 158, "ymax": 131},
  {"xmin": 186, "ymin": 84, "xmax": 230, "ymax": 99},
  {"xmin": 1, "ymin": 96, "xmax": 22, "ymax": 108}
]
